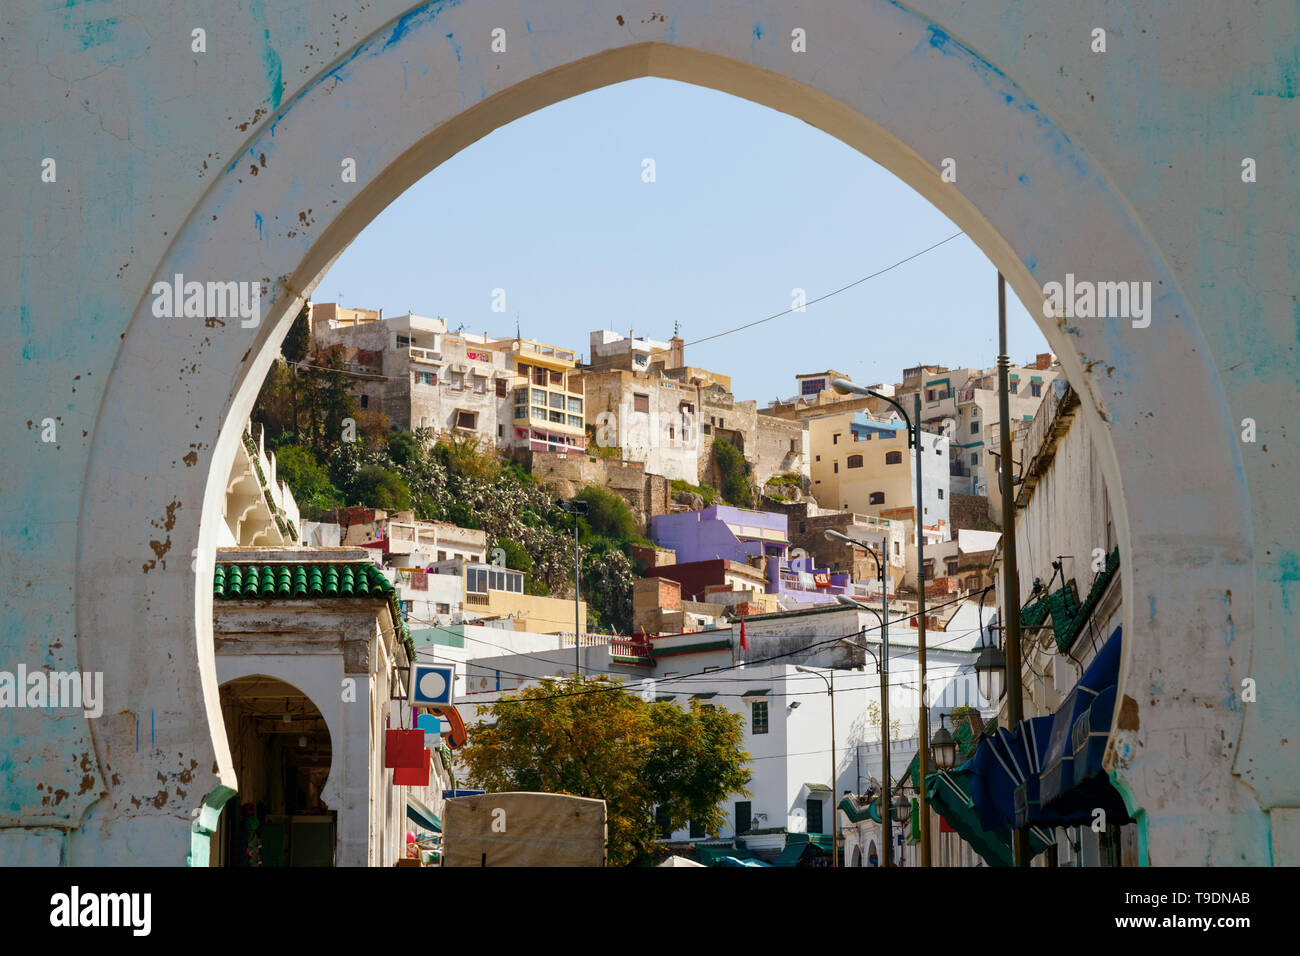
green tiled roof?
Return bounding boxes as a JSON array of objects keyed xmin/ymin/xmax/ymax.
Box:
[
  {"xmin": 214, "ymin": 562, "xmax": 393, "ymax": 599},
  {"xmin": 214, "ymin": 562, "xmax": 413, "ymax": 658}
]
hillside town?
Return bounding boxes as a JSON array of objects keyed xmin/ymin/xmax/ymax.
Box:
[{"xmin": 206, "ymin": 301, "xmax": 1129, "ymax": 868}]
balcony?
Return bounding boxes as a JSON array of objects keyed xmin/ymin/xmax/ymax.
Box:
[{"xmin": 409, "ymin": 346, "xmax": 442, "ymax": 365}]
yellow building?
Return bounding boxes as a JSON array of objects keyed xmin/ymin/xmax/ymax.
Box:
[
  {"xmin": 432, "ymin": 557, "xmax": 587, "ymax": 635},
  {"xmin": 486, "ymin": 337, "xmax": 587, "ymax": 453},
  {"xmin": 807, "ymin": 409, "xmax": 951, "ymax": 537}
]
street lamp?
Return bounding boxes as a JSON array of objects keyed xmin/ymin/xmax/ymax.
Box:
[
  {"xmin": 834, "ymin": 586, "xmax": 894, "ymax": 868},
  {"xmin": 830, "ymin": 378, "xmax": 934, "ymax": 867},
  {"xmin": 974, "ymin": 642, "xmax": 1007, "ymax": 704},
  {"xmin": 892, "ymin": 792, "xmax": 911, "ymax": 825},
  {"xmin": 557, "ymin": 498, "xmax": 589, "ymax": 675},
  {"xmin": 931, "ymin": 713, "xmax": 957, "ymax": 771},
  {"xmin": 795, "ymin": 664, "xmax": 839, "ymax": 867}
]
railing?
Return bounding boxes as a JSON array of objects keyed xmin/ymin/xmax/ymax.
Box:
[
  {"xmin": 464, "ymin": 593, "xmax": 490, "ymax": 607},
  {"xmin": 610, "ymin": 638, "xmax": 654, "ymax": 659},
  {"xmin": 559, "ymin": 632, "xmax": 610, "ymax": 647},
  {"xmin": 409, "ymin": 347, "xmax": 441, "ymax": 364}
]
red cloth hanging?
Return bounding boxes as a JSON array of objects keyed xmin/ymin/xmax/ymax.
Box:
[{"xmin": 385, "ymin": 728, "xmax": 426, "ymax": 769}]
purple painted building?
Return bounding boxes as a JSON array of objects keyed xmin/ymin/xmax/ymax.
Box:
[{"xmin": 650, "ymin": 506, "xmax": 851, "ymax": 606}]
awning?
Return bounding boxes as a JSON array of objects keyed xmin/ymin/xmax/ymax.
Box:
[
  {"xmin": 406, "ymin": 797, "xmax": 442, "ymax": 833},
  {"xmin": 1039, "ymin": 626, "xmax": 1132, "ymax": 825},
  {"xmin": 967, "ymin": 627, "xmax": 1132, "ymax": 831},
  {"xmin": 926, "ymin": 761, "xmax": 1054, "ymax": 866}
]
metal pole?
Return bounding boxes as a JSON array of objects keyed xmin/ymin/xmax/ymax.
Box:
[
  {"xmin": 878, "ymin": 555, "xmax": 892, "ymax": 866},
  {"xmin": 913, "ymin": 391, "xmax": 931, "ymax": 867},
  {"xmin": 830, "ymin": 666, "xmax": 838, "ymax": 867},
  {"xmin": 574, "ymin": 519, "xmax": 581, "ymax": 677},
  {"xmin": 997, "ymin": 272, "xmax": 1029, "ymax": 866}
]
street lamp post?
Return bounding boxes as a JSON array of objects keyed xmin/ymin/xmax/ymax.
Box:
[
  {"xmin": 826, "ymin": 531, "xmax": 894, "ymax": 866},
  {"xmin": 559, "ymin": 498, "xmax": 589, "ymax": 676},
  {"xmin": 795, "ymin": 664, "xmax": 839, "ymax": 866},
  {"xmin": 831, "ymin": 378, "xmax": 932, "ymax": 866},
  {"xmin": 995, "ymin": 273, "xmax": 1030, "ymax": 867}
]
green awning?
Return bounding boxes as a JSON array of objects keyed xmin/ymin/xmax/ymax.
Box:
[
  {"xmin": 773, "ymin": 842, "xmax": 809, "ymax": 867},
  {"xmin": 804, "ymin": 782, "xmax": 832, "ymax": 792},
  {"xmin": 921, "ymin": 758, "xmax": 1054, "ymax": 867},
  {"xmin": 406, "ymin": 797, "xmax": 442, "ymax": 833}
]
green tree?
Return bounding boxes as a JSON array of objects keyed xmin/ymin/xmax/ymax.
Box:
[
  {"xmin": 576, "ymin": 485, "xmax": 639, "ymax": 541},
  {"xmin": 387, "ymin": 429, "xmax": 421, "ymax": 467},
  {"xmin": 274, "ymin": 443, "xmax": 344, "ymax": 519},
  {"xmin": 712, "ymin": 437, "xmax": 754, "ymax": 508},
  {"xmin": 299, "ymin": 344, "xmax": 358, "ymax": 454},
  {"xmin": 459, "ymin": 675, "xmax": 750, "ymax": 865},
  {"xmin": 349, "ymin": 464, "xmax": 412, "ymax": 511}
]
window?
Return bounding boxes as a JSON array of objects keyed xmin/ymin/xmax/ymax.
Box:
[
  {"xmin": 497, "ymin": 424, "xmax": 504, "ymax": 438},
  {"xmin": 456, "ymin": 411, "xmax": 476, "ymax": 430},
  {"xmin": 1009, "ymin": 381, "xmax": 1019, "ymax": 394},
  {"xmin": 735, "ymin": 801, "xmax": 752, "ymax": 835},
  {"xmin": 1031, "ymin": 382, "xmax": 1042, "ymax": 397},
  {"xmin": 815, "ymin": 455, "xmax": 821, "ymax": 462},
  {"xmin": 495, "ymin": 378, "xmax": 507, "ymax": 397},
  {"xmin": 534, "ymin": 366, "xmax": 548, "ymax": 386},
  {"xmin": 806, "ymin": 797, "xmax": 824, "ymax": 835},
  {"xmin": 833, "ymin": 461, "xmax": 839, "ymax": 473},
  {"xmin": 971, "ymin": 452, "xmax": 979, "ymax": 466},
  {"xmin": 567, "ymin": 415, "xmax": 582, "ymax": 428},
  {"xmin": 360, "ymin": 393, "xmax": 369, "ymax": 408},
  {"xmin": 549, "ymin": 410, "xmax": 563, "ymax": 423},
  {"xmin": 549, "ymin": 369, "xmax": 563, "ymax": 386},
  {"xmin": 516, "ymin": 362, "xmax": 529, "ymax": 378},
  {"xmin": 449, "ymin": 371, "xmax": 465, "ymax": 390},
  {"xmin": 751, "ymin": 700, "xmax": 769, "ymax": 735},
  {"xmin": 937, "ymin": 488, "xmax": 944, "ymax": 499},
  {"xmin": 397, "ymin": 334, "xmax": 411, "ymax": 348},
  {"xmin": 549, "ymin": 393, "xmax": 564, "ymax": 409},
  {"xmin": 689, "ymin": 819, "xmax": 706, "ymax": 839},
  {"xmin": 531, "ymin": 388, "xmax": 546, "ymax": 405},
  {"xmin": 414, "ymin": 370, "xmax": 436, "ymax": 386},
  {"xmin": 437, "ymin": 551, "xmax": 447, "ymax": 561},
  {"xmin": 971, "ymin": 420, "xmax": 981, "ymax": 434},
  {"xmin": 790, "ymin": 438, "xmax": 797, "ymax": 453},
  {"xmin": 466, "ymin": 567, "xmax": 488, "ymax": 593},
  {"xmin": 869, "ymin": 492, "xmax": 885, "ymax": 505},
  {"xmin": 926, "ymin": 388, "xmax": 936, "ymax": 402},
  {"xmin": 532, "ymin": 407, "xmax": 547, "ymax": 420},
  {"xmin": 847, "ymin": 455, "xmax": 863, "ymax": 469},
  {"xmin": 885, "ymin": 451, "xmax": 903, "ymax": 465},
  {"xmin": 703, "ymin": 423, "xmax": 712, "ymax": 434},
  {"xmin": 568, "ymin": 396, "xmax": 582, "ymax": 413},
  {"xmin": 634, "ymin": 393, "xmax": 650, "ymax": 413},
  {"xmin": 893, "ymin": 540, "xmax": 901, "ymax": 556},
  {"xmin": 657, "ymin": 805, "xmax": 673, "ymax": 839},
  {"xmin": 833, "ymin": 433, "xmax": 840, "ymax": 445}
]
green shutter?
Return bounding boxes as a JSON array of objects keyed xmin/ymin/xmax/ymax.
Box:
[{"xmin": 735, "ymin": 801, "xmax": 752, "ymax": 835}]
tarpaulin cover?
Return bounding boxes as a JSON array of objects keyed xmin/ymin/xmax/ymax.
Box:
[{"xmin": 441, "ymin": 792, "xmax": 607, "ymax": 867}]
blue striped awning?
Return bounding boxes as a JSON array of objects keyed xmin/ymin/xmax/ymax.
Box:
[{"xmin": 406, "ymin": 797, "xmax": 442, "ymax": 832}]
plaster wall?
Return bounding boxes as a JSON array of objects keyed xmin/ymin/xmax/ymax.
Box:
[{"xmin": 2, "ymin": 0, "xmax": 1292, "ymax": 866}]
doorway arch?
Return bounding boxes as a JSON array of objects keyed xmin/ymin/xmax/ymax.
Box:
[{"xmin": 71, "ymin": 1, "xmax": 1258, "ymax": 864}]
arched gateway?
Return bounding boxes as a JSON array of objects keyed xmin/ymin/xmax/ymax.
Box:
[{"xmin": 4, "ymin": 1, "xmax": 1293, "ymax": 866}]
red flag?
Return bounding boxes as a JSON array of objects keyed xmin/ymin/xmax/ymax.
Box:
[{"xmin": 739, "ymin": 617, "xmax": 748, "ymax": 651}]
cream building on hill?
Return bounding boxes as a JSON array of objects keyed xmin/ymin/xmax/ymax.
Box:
[
  {"xmin": 310, "ymin": 303, "xmax": 586, "ymax": 454},
  {"xmin": 806, "ymin": 408, "xmax": 951, "ymax": 542}
]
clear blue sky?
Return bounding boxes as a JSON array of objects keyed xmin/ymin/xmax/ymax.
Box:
[{"xmin": 319, "ymin": 78, "xmax": 1049, "ymax": 405}]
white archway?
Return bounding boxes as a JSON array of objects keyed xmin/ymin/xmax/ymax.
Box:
[{"xmin": 66, "ymin": 1, "xmax": 1258, "ymax": 864}]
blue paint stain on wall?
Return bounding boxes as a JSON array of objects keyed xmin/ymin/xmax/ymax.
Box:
[
  {"xmin": 249, "ymin": 0, "xmax": 283, "ymax": 109},
  {"xmin": 254, "ymin": 212, "xmax": 263, "ymax": 239},
  {"xmin": 750, "ymin": 22, "xmax": 764, "ymax": 59},
  {"xmin": 1278, "ymin": 551, "xmax": 1299, "ymax": 613},
  {"xmin": 73, "ymin": 17, "xmax": 118, "ymax": 50},
  {"xmin": 1018, "ymin": 173, "xmax": 1031, "ymax": 185},
  {"xmin": 447, "ymin": 33, "xmax": 462, "ymax": 63}
]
